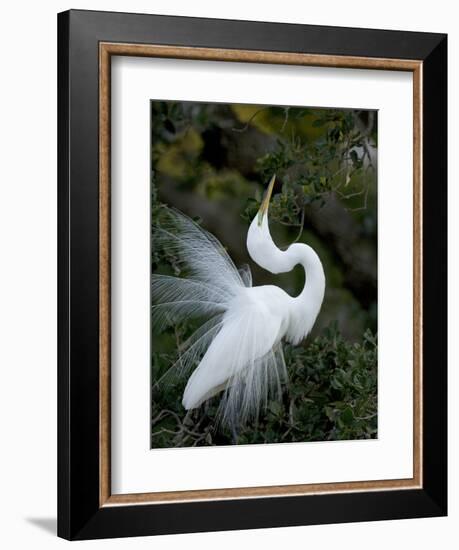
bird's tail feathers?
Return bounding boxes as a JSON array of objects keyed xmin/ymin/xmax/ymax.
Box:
[{"xmin": 217, "ymin": 344, "xmax": 288, "ymax": 430}]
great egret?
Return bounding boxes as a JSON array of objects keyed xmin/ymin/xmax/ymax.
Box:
[{"xmin": 152, "ymin": 175, "xmax": 325, "ymax": 428}]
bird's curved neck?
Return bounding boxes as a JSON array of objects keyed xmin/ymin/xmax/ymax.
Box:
[
  {"xmin": 246, "ymin": 214, "xmax": 325, "ymax": 340},
  {"xmin": 286, "ymin": 243, "xmax": 324, "ymax": 295},
  {"xmin": 247, "ymin": 205, "xmax": 325, "ymax": 343},
  {"xmin": 284, "ymin": 243, "xmax": 326, "ymax": 343}
]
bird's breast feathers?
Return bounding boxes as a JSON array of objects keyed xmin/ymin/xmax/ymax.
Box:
[{"xmin": 233, "ymin": 285, "xmax": 319, "ymax": 346}]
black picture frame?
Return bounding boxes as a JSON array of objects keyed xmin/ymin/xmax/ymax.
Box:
[{"xmin": 58, "ymin": 9, "xmax": 447, "ymax": 540}]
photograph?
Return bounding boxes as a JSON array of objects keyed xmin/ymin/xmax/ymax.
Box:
[{"xmin": 150, "ymin": 100, "xmax": 378, "ymax": 448}]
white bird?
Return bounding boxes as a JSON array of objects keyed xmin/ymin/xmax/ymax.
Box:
[{"xmin": 152, "ymin": 175, "xmax": 325, "ymax": 428}]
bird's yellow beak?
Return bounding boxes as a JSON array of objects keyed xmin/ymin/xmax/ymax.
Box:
[{"xmin": 258, "ymin": 174, "xmax": 276, "ymax": 226}]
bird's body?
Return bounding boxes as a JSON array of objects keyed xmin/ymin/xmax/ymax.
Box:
[
  {"xmin": 152, "ymin": 176, "xmax": 325, "ymax": 427},
  {"xmin": 182, "ymin": 285, "xmax": 287, "ymax": 409}
]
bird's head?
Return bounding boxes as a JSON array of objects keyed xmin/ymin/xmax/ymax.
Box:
[
  {"xmin": 247, "ymin": 175, "xmax": 289, "ymax": 274},
  {"xmin": 256, "ymin": 173, "xmax": 276, "ymax": 228}
]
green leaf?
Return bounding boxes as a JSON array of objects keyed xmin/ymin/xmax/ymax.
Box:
[
  {"xmin": 268, "ymin": 401, "xmax": 283, "ymax": 418},
  {"xmin": 341, "ymin": 407, "xmax": 354, "ymax": 426}
]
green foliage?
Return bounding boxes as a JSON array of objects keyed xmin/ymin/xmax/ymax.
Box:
[
  {"xmin": 248, "ymin": 108, "xmax": 376, "ymax": 226},
  {"xmin": 151, "ymin": 322, "xmax": 377, "ymax": 447}
]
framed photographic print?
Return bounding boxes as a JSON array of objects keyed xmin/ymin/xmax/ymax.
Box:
[{"xmin": 57, "ymin": 9, "xmax": 447, "ymax": 540}]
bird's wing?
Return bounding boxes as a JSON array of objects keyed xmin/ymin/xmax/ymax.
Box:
[{"xmin": 182, "ymin": 300, "xmax": 287, "ymax": 426}]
